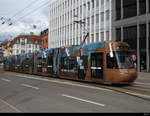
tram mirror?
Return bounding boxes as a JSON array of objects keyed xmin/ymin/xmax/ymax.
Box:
[
  {"xmin": 109, "ymin": 43, "xmax": 114, "ymax": 58},
  {"xmin": 110, "ymin": 52, "xmax": 114, "ymax": 58}
]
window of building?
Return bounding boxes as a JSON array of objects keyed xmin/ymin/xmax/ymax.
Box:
[
  {"xmin": 149, "ymin": 0, "xmax": 150, "ymax": 13},
  {"xmin": 106, "ymin": 10, "xmax": 110, "ymax": 20},
  {"xmin": 87, "ymin": 18, "xmax": 90, "ymax": 26},
  {"xmin": 29, "ymin": 44, "xmax": 31, "ymax": 48},
  {"xmin": 35, "ymin": 44, "xmax": 38, "ymax": 48},
  {"xmin": 139, "ymin": 0, "xmax": 146, "ymax": 15},
  {"xmin": 16, "ymin": 40, "xmax": 20, "ymax": 44},
  {"xmin": 96, "ymin": 33, "xmax": 99, "ymax": 42},
  {"xmin": 91, "ymin": 16, "xmax": 94, "ymax": 24},
  {"xmin": 106, "ymin": 31, "xmax": 109, "ymax": 40},
  {"xmin": 88, "ymin": 2, "xmax": 90, "ymax": 11},
  {"xmin": 84, "ymin": 4, "xmax": 86, "ymax": 11},
  {"xmin": 101, "ymin": 12, "xmax": 104, "ymax": 22},
  {"xmin": 140, "ymin": 24, "xmax": 147, "ymax": 71},
  {"xmin": 123, "ymin": 0, "xmax": 137, "ymax": 18},
  {"xmin": 101, "ymin": 0, "xmax": 104, "ymax": 6},
  {"xmin": 96, "ymin": 14, "xmax": 99, "ymax": 24},
  {"xmin": 17, "ymin": 50, "xmax": 19, "ymax": 54},
  {"xmin": 101, "ymin": 32, "xmax": 104, "ymax": 42},
  {"xmin": 35, "ymin": 40, "xmax": 38, "ymax": 44},
  {"xmin": 96, "ymin": 0, "xmax": 99, "ymax": 7},
  {"xmin": 91, "ymin": 0, "xmax": 94, "ymax": 9},
  {"xmin": 21, "ymin": 50, "xmax": 25, "ymax": 54},
  {"xmin": 116, "ymin": 28, "xmax": 121, "ymax": 41},
  {"xmin": 91, "ymin": 34, "xmax": 94, "ymax": 43},
  {"xmin": 106, "ymin": 0, "xmax": 110, "ymax": 8},
  {"xmin": 140, "ymin": 24, "xmax": 146, "ymax": 50},
  {"xmin": 123, "ymin": 25, "xmax": 137, "ymax": 50},
  {"xmin": 80, "ymin": 6, "xmax": 82, "ymax": 15},
  {"xmin": 29, "ymin": 50, "xmax": 31, "ymax": 53},
  {"xmin": 76, "ymin": 8, "xmax": 79, "ymax": 16}
]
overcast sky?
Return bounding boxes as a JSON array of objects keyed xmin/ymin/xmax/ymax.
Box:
[{"xmin": 0, "ymin": 0, "xmax": 53, "ymax": 42}]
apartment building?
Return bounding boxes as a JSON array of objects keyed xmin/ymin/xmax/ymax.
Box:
[
  {"xmin": 49, "ymin": 0, "xmax": 112, "ymax": 48},
  {"xmin": 41, "ymin": 28, "xmax": 48, "ymax": 50},
  {"xmin": 12, "ymin": 34, "xmax": 41, "ymax": 55}
]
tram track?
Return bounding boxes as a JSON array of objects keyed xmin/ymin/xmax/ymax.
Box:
[{"xmin": 97, "ymin": 83, "xmax": 150, "ymax": 101}]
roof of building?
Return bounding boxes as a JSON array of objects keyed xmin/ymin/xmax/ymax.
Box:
[
  {"xmin": 11, "ymin": 34, "xmax": 41, "ymax": 46},
  {"xmin": 40, "ymin": 28, "xmax": 48, "ymax": 36}
]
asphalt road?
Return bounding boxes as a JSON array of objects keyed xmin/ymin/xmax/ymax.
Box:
[{"xmin": 0, "ymin": 72, "xmax": 150, "ymax": 113}]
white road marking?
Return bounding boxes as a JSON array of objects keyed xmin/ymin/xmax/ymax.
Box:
[
  {"xmin": 62, "ymin": 94, "xmax": 105, "ymax": 107},
  {"xmin": 21, "ymin": 84, "xmax": 39, "ymax": 90},
  {"xmin": 1, "ymin": 78, "xmax": 11, "ymax": 82},
  {"xmin": 15, "ymin": 74, "xmax": 111, "ymax": 92},
  {"xmin": 0, "ymin": 98, "xmax": 21, "ymax": 112}
]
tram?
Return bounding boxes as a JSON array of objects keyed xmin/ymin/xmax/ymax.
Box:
[{"xmin": 4, "ymin": 40, "xmax": 138, "ymax": 84}]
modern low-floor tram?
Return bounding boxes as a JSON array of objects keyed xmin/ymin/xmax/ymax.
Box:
[{"xmin": 3, "ymin": 40, "xmax": 138, "ymax": 85}]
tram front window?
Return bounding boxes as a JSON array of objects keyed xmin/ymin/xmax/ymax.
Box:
[
  {"xmin": 115, "ymin": 51, "xmax": 134, "ymax": 69},
  {"xmin": 107, "ymin": 54, "xmax": 118, "ymax": 69}
]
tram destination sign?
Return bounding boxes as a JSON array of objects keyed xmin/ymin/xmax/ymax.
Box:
[{"xmin": 116, "ymin": 46, "xmax": 130, "ymax": 51}]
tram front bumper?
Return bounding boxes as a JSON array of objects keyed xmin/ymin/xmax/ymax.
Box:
[{"xmin": 118, "ymin": 72, "xmax": 138, "ymax": 84}]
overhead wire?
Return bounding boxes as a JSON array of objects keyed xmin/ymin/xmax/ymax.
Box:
[
  {"xmin": 12, "ymin": 0, "xmax": 51, "ymax": 35},
  {"xmin": 10, "ymin": 0, "xmax": 50, "ymax": 21},
  {"xmin": 0, "ymin": 0, "xmax": 51, "ymax": 36},
  {"xmin": 0, "ymin": 0, "xmax": 43, "ymax": 32},
  {"xmin": 10, "ymin": 0, "xmax": 40, "ymax": 20},
  {"xmin": 15, "ymin": 0, "xmax": 51, "ymax": 22}
]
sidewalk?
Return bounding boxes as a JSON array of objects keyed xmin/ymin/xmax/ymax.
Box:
[{"xmin": 138, "ymin": 72, "xmax": 150, "ymax": 78}]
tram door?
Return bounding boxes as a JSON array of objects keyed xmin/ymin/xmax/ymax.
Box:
[
  {"xmin": 91, "ymin": 53, "xmax": 104, "ymax": 79},
  {"xmin": 47, "ymin": 56, "xmax": 53, "ymax": 74},
  {"xmin": 77, "ymin": 56, "xmax": 88, "ymax": 80}
]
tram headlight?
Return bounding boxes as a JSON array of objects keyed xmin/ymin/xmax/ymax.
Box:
[{"xmin": 120, "ymin": 72, "xmax": 128, "ymax": 75}]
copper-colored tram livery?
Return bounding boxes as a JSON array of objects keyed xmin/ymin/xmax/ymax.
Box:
[{"xmin": 4, "ymin": 40, "xmax": 137, "ymax": 84}]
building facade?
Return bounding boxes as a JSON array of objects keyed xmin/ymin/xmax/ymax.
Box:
[
  {"xmin": 3, "ymin": 41, "xmax": 12, "ymax": 57},
  {"xmin": 0, "ymin": 40, "xmax": 12, "ymax": 59},
  {"xmin": 49, "ymin": 0, "xmax": 112, "ymax": 48},
  {"xmin": 112, "ymin": 0, "xmax": 150, "ymax": 72},
  {"xmin": 41, "ymin": 29, "xmax": 48, "ymax": 50},
  {"xmin": 0, "ymin": 43, "xmax": 3, "ymax": 63},
  {"xmin": 12, "ymin": 35, "xmax": 41, "ymax": 55}
]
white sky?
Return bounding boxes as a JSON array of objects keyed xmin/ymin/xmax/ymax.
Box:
[{"xmin": 0, "ymin": 0, "xmax": 53, "ymax": 42}]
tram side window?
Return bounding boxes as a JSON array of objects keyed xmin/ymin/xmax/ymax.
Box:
[
  {"xmin": 61, "ymin": 57, "xmax": 68, "ymax": 69},
  {"xmin": 42, "ymin": 58, "xmax": 46, "ymax": 67},
  {"xmin": 48, "ymin": 56, "xmax": 53, "ymax": 65},
  {"xmin": 91, "ymin": 54, "xmax": 97, "ymax": 78},
  {"xmin": 81, "ymin": 56, "xmax": 88, "ymax": 69},
  {"xmin": 107, "ymin": 54, "xmax": 118, "ymax": 68},
  {"xmin": 37, "ymin": 57, "xmax": 42, "ymax": 66},
  {"xmin": 69, "ymin": 57, "xmax": 76, "ymax": 70}
]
